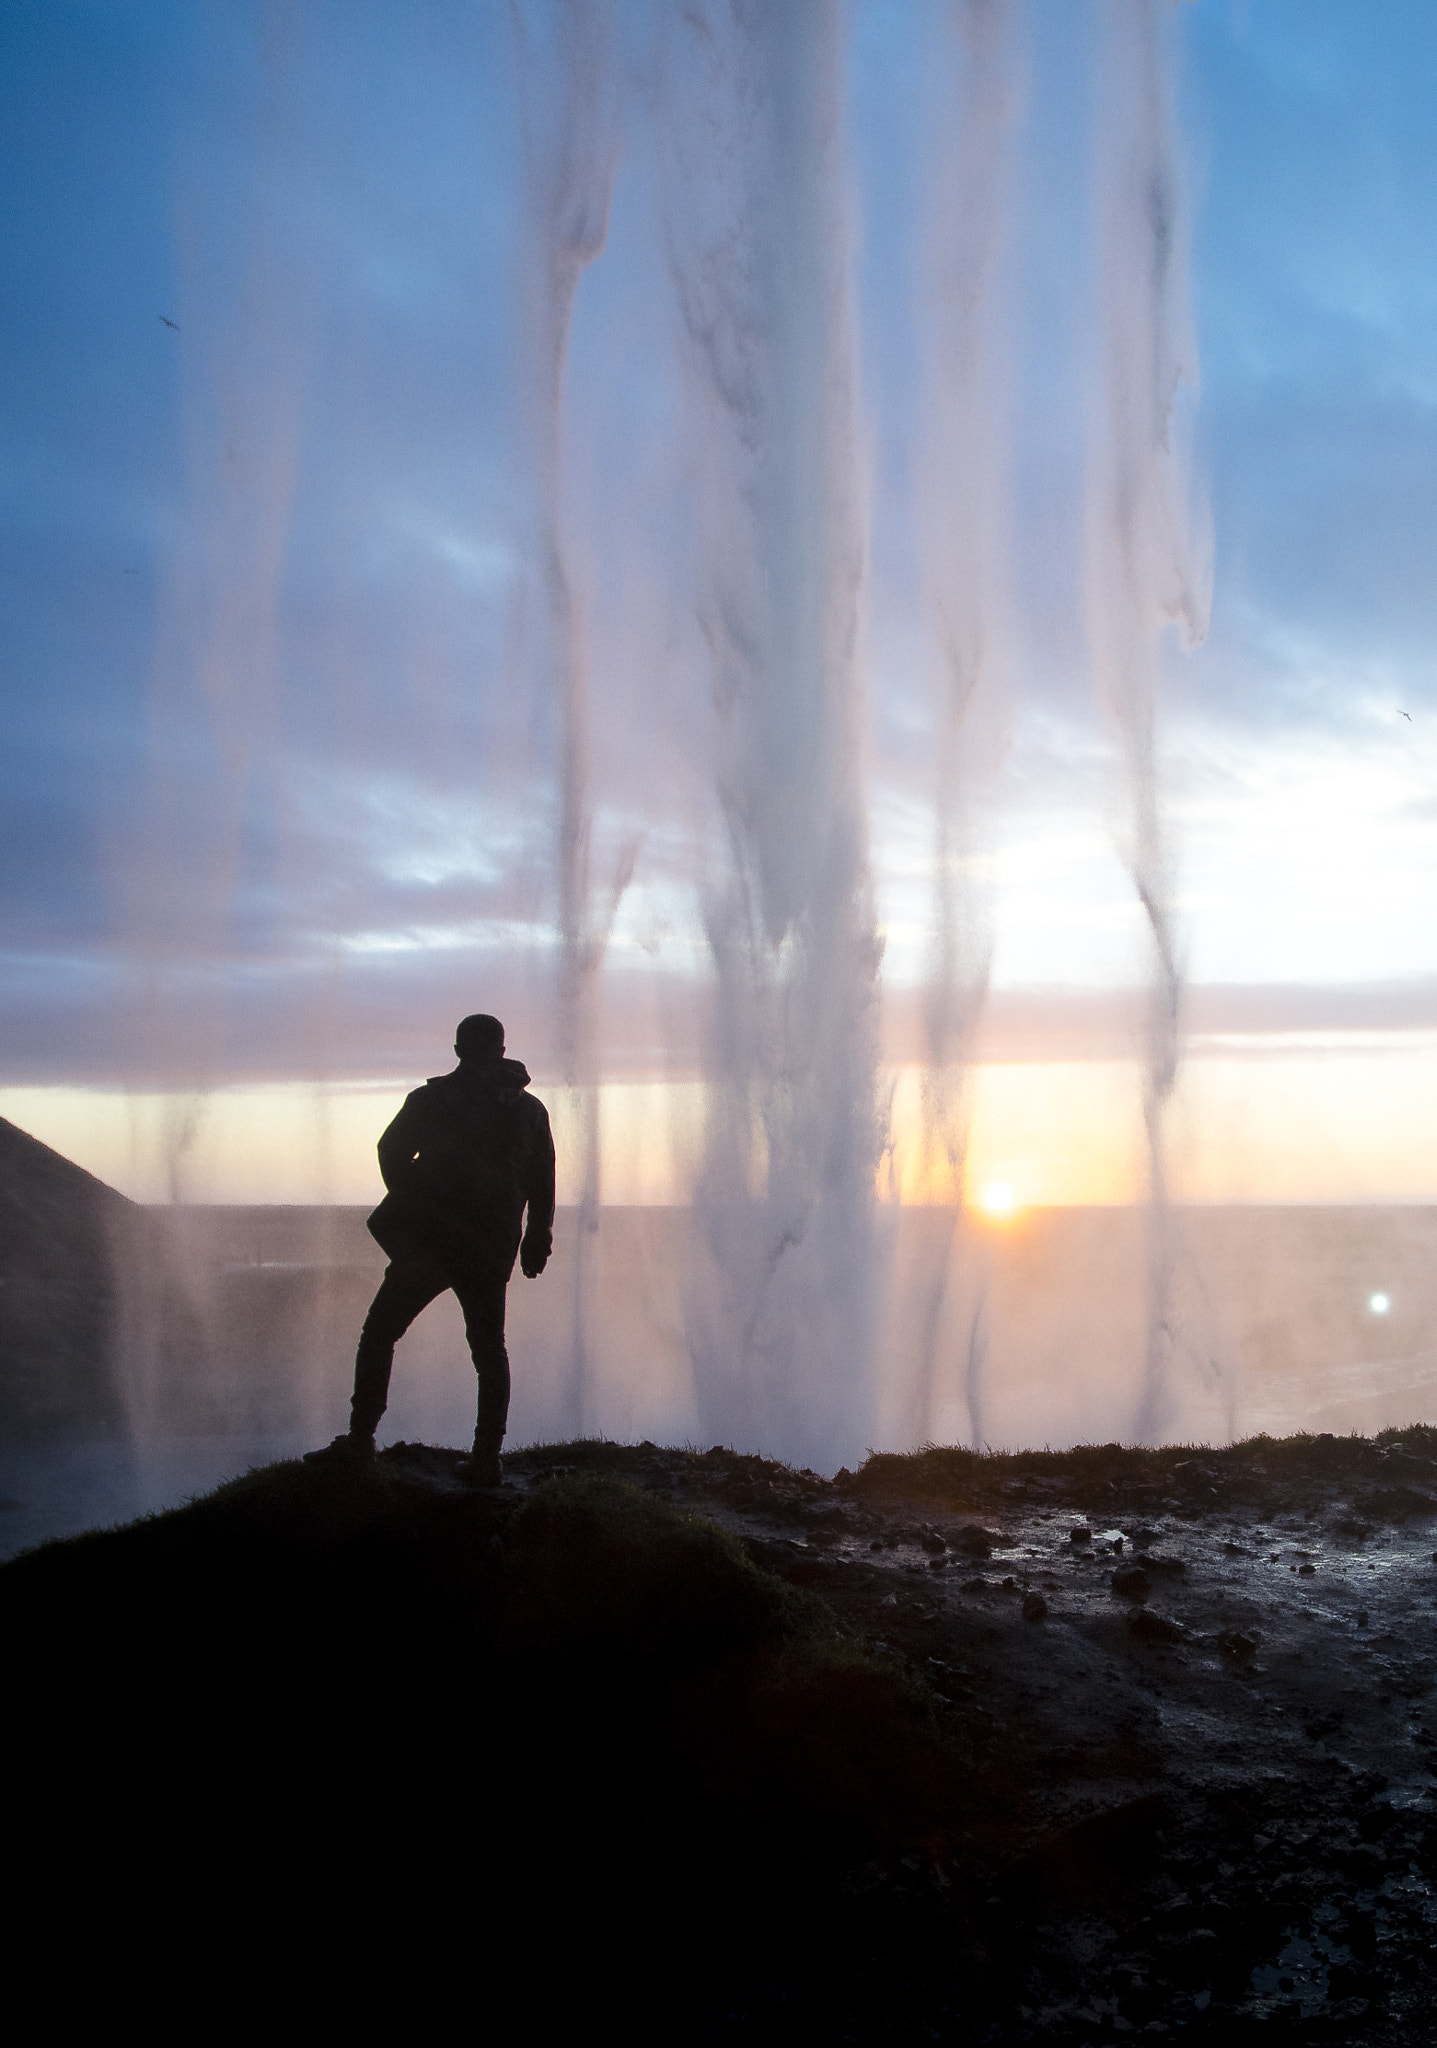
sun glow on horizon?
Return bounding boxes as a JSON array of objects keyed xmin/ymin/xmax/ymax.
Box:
[{"xmin": 5, "ymin": 1034, "xmax": 1437, "ymax": 1207}]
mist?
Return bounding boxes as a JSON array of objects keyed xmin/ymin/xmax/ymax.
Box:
[{"xmin": 4, "ymin": 2, "xmax": 1437, "ymax": 1529}]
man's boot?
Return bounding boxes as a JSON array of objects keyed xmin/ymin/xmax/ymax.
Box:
[
  {"xmin": 455, "ymin": 1428, "xmax": 504, "ymax": 1489},
  {"xmin": 305, "ymin": 1326, "xmax": 391, "ymax": 1465},
  {"xmin": 303, "ymin": 1431, "xmax": 376, "ymax": 1466}
]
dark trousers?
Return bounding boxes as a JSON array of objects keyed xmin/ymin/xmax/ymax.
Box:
[{"xmin": 350, "ymin": 1248, "xmax": 511, "ymax": 1450}]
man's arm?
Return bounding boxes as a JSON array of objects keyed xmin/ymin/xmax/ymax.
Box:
[
  {"xmin": 519, "ymin": 1098, "xmax": 556, "ymax": 1277},
  {"xmin": 376, "ymin": 1093, "xmax": 426, "ymax": 1192}
]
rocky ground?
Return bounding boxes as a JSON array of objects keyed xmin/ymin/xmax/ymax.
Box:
[
  {"xmin": 7, "ymin": 1425, "xmax": 1434, "ymax": 2039},
  {"xmin": 431, "ymin": 1428, "xmax": 1437, "ymax": 2042}
]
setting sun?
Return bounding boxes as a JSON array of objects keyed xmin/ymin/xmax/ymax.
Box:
[{"xmin": 980, "ymin": 1181, "xmax": 1019, "ymax": 1219}]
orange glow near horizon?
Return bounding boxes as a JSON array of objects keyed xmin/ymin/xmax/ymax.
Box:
[
  {"xmin": 883, "ymin": 1061, "xmax": 1145, "ymax": 1207},
  {"xmin": 4, "ymin": 1036, "xmax": 1437, "ymax": 1207}
]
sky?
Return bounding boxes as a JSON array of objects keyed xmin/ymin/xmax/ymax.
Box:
[{"xmin": 3, "ymin": 0, "xmax": 1436, "ymax": 1206}]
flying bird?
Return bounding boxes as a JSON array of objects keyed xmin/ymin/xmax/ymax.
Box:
[
  {"xmin": 159, "ymin": 315, "xmax": 180, "ymax": 331},
  {"xmin": 1399, "ymin": 710, "xmax": 1412, "ymax": 721}
]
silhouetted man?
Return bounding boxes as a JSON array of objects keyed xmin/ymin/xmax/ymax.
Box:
[{"xmin": 307, "ymin": 1014, "xmax": 554, "ymax": 1486}]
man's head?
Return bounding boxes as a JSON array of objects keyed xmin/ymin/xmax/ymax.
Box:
[{"xmin": 455, "ymin": 1013, "xmax": 505, "ymax": 1063}]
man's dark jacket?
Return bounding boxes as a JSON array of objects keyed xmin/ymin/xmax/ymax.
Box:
[{"xmin": 366, "ymin": 1057, "xmax": 555, "ymax": 1277}]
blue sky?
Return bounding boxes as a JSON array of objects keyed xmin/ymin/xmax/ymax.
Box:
[{"xmin": 3, "ymin": 0, "xmax": 1436, "ymax": 1128}]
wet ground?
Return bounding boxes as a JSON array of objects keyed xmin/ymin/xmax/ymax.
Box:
[{"xmin": 406, "ymin": 1427, "xmax": 1437, "ymax": 2042}]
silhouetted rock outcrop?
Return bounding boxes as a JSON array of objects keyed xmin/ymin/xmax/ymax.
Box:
[{"xmin": 0, "ymin": 1116, "xmax": 135, "ymax": 1438}]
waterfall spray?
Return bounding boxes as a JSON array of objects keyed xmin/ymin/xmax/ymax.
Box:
[
  {"xmin": 908, "ymin": 0, "xmax": 1016, "ymax": 1451},
  {"xmin": 112, "ymin": 15, "xmax": 318, "ymax": 1440},
  {"xmin": 1089, "ymin": 1, "xmax": 1210, "ymax": 1442},
  {"xmin": 662, "ymin": 1, "xmax": 881, "ymax": 1471},
  {"xmin": 513, "ymin": 0, "xmax": 618, "ymax": 1434}
]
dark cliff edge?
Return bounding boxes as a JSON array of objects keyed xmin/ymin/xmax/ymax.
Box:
[
  {"xmin": 6, "ymin": 1431, "xmax": 1437, "ymax": 2038},
  {"xmin": 0, "ymin": 1118, "xmax": 230, "ymax": 1443},
  {"xmin": 0, "ymin": 1115, "xmax": 138, "ymax": 1438}
]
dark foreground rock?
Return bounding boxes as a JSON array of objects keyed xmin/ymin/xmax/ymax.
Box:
[
  {"xmin": 0, "ymin": 1115, "xmax": 135, "ymax": 1437},
  {"xmin": 6, "ymin": 1427, "xmax": 1436, "ymax": 2038}
]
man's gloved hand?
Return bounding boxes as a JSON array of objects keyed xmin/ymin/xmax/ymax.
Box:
[{"xmin": 519, "ymin": 1228, "xmax": 551, "ymax": 1279}]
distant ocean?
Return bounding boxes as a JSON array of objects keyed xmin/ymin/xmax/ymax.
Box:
[{"xmin": 3, "ymin": 1203, "xmax": 1433, "ymax": 1559}]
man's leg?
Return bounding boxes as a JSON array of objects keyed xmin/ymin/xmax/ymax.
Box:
[
  {"xmin": 348, "ymin": 1251, "xmax": 451, "ymax": 1443},
  {"xmin": 451, "ymin": 1267, "xmax": 511, "ymax": 1480}
]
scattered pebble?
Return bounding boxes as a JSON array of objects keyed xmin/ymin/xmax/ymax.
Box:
[
  {"xmin": 1127, "ymin": 1606, "xmax": 1185, "ymax": 1643},
  {"xmin": 1218, "ymin": 1628, "xmax": 1257, "ymax": 1661},
  {"xmin": 1111, "ymin": 1564, "xmax": 1151, "ymax": 1601}
]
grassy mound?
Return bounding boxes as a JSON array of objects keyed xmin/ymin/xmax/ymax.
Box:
[{"xmin": 3, "ymin": 1452, "xmax": 958, "ymax": 2008}]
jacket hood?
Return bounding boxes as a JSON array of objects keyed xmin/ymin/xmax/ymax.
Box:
[{"xmin": 433, "ymin": 1056, "xmax": 532, "ymax": 1093}]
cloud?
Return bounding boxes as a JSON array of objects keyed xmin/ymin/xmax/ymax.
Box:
[{"xmin": 3, "ymin": 1, "xmax": 1437, "ymax": 1123}]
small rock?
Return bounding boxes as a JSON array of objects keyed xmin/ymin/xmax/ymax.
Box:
[
  {"xmin": 928, "ymin": 1555, "xmax": 948, "ymax": 1572},
  {"xmin": 962, "ymin": 1576, "xmax": 988, "ymax": 1593},
  {"xmin": 1022, "ymin": 1590, "xmax": 1049, "ymax": 1621},
  {"xmin": 954, "ymin": 1524, "xmax": 996, "ymax": 1558},
  {"xmin": 1137, "ymin": 1552, "xmax": 1186, "ymax": 1576},
  {"xmin": 1111, "ymin": 1564, "xmax": 1152, "ymax": 1601},
  {"xmin": 1127, "ymin": 1606, "xmax": 1185, "ymax": 1642},
  {"xmin": 1001, "ymin": 1575, "xmax": 1017, "ymax": 1591},
  {"xmin": 1069, "ymin": 1525, "xmax": 1092, "ymax": 1546},
  {"xmin": 1217, "ymin": 1628, "xmax": 1257, "ymax": 1662},
  {"xmin": 921, "ymin": 1530, "xmax": 947, "ymax": 1554},
  {"xmin": 1298, "ymin": 1562, "xmax": 1316, "ymax": 1576},
  {"xmin": 880, "ymin": 1593, "xmax": 898, "ymax": 1608},
  {"xmin": 1357, "ymin": 1610, "xmax": 1369, "ymax": 1627}
]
